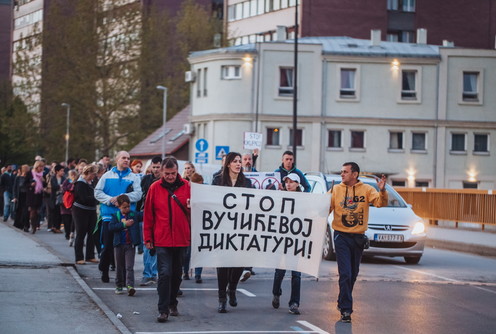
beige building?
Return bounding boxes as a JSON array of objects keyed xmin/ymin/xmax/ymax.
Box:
[{"xmin": 187, "ymin": 32, "xmax": 496, "ymax": 189}]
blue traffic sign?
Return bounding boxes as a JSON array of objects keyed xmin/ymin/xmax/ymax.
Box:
[
  {"xmin": 195, "ymin": 152, "xmax": 208, "ymax": 164},
  {"xmin": 215, "ymin": 146, "xmax": 230, "ymax": 160},
  {"xmin": 195, "ymin": 139, "xmax": 208, "ymax": 152}
]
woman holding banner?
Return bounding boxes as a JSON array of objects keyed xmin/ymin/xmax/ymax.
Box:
[
  {"xmin": 212, "ymin": 152, "xmax": 252, "ymax": 313},
  {"xmin": 271, "ymin": 173, "xmax": 302, "ymax": 315}
]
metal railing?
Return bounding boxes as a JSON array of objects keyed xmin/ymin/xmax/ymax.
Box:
[{"xmin": 396, "ymin": 188, "xmax": 496, "ymax": 226}]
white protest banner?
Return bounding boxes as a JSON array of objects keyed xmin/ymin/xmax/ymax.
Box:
[
  {"xmin": 190, "ymin": 183, "xmax": 330, "ymax": 277},
  {"xmin": 244, "ymin": 172, "xmax": 281, "ymax": 190},
  {"xmin": 243, "ymin": 132, "xmax": 263, "ymax": 150}
]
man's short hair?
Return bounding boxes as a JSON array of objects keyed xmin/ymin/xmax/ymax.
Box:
[
  {"xmin": 54, "ymin": 164, "xmax": 64, "ymax": 173},
  {"xmin": 343, "ymin": 162, "xmax": 360, "ymax": 176},
  {"xmin": 282, "ymin": 150, "xmax": 294, "ymax": 156},
  {"xmin": 161, "ymin": 156, "xmax": 178, "ymax": 169},
  {"xmin": 151, "ymin": 156, "xmax": 162, "ymax": 164}
]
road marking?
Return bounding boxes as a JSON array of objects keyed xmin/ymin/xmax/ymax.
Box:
[
  {"xmin": 297, "ymin": 320, "xmax": 330, "ymax": 334},
  {"xmin": 395, "ymin": 265, "xmax": 496, "ymax": 295},
  {"xmin": 93, "ymin": 287, "xmax": 257, "ymax": 297}
]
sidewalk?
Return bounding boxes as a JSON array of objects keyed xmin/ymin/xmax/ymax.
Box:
[
  {"xmin": 0, "ymin": 220, "xmax": 126, "ymax": 334},
  {"xmin": 427, "ymin": 225, "xmax": 496, "ymax": 257}
]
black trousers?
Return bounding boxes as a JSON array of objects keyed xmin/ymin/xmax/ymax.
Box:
[
  {"xmin": 98, "ymin": 220, "xmax": 115, "ymax": 273},
  {"xmin": 216, "ymin": 267, "xmax": 244, "ymax": 302}
]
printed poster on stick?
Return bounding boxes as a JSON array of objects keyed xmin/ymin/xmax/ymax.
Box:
[
  {"xmin": 244, "ymin": 172, "xmax": 281, "ymax": 190},
  {"xmin": 243, "ymin": 132, "xmax": 263, "ymax": 150},
  {"xmin": 190, "ymin": 183, "xmax": 330, "ymax": 277}
]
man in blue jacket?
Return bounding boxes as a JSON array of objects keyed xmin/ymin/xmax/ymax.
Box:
[
  {"xmin": 95, "ymin": 151, "xmax": 142, "ymax": 282},
  {"xmin": 275, "ymin": 151, "xmax": 311, "ymax": 192}
]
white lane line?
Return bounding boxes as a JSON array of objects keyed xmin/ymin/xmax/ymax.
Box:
[
  {"xmin": 136, "ymin": 331, "xmax": 317, "ymax": 334},
  {"xmin": 92, "ymin": 287, "xmax": 257, "ymax": 297},
  {"xmin": 395, "ymin": 265, "xmax": 496, "ymax": 295},
  {"xmin": 394, "ymin": 266, "xmax": 459, "ymax": 282},
  {"xmin": 297, "ymin": 320, "xmax": 330, "ymax": 334}
]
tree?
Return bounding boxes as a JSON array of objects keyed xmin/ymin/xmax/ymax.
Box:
[{"xmin": 0, "ymin": 81, "xmax": 36, "ymax": 165}]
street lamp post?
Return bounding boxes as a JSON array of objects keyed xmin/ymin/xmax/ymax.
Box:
[
  {"xmin": 61, "ymin": 103, "xmax": 71, "ymax": 163},
  {"xmin": 156, "ymin": 86, "xmax": 168, "ymax": 159}
]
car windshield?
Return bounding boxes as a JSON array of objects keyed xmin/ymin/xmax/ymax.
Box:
[{"xmin": 326, "ymin": 178, "xmax": 407, "ymax": 208}]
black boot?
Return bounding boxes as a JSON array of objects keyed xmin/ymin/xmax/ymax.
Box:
[
  {"xmin": 218, "ymin": 301, "xmax": 227, "ymax": 313},
  {"xmin": 228, "ymin": 289, "xmax": 238, "ymax": 307}
]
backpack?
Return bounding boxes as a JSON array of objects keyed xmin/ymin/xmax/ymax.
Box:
[{"xmin": 63, "ymin": 189, "xmax": 74, "ymax": 209}]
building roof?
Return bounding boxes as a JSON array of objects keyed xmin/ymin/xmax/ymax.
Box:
[
  {"xmin": 190, "ymin": 36, "xmax": 441, "ymax": 59},
  {"xmin": 129, "ymin": 105, "xmax": 191, "ymax": 158}
]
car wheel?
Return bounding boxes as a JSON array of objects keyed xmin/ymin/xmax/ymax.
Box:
[
  {"xmin": 404, "ymin": 256, "xmax": 421, "ymax": 264},
  {"xmin": 323, "ymin": 226, "xmax": 336, "ymax": 261}
]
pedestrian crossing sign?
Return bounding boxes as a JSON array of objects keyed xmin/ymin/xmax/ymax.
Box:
[{"xmin": 215, "ymin": 146, "xmax": 230, "ymax": 160}]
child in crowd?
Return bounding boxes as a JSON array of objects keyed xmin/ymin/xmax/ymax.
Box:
[
  {"xmin": 271, "ymin": 173, "xmax": 302, "ymax": 315},
  {"xmin": 109, "ymin": 194, "xmax": 142, "ymax": 296}
]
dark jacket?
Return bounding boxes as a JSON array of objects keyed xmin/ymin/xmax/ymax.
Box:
[
  {"xmin": 109, "ymin": 210, "xmax": 143, "ymax": 247},
  {"xmin": 25, "ymin": 170, "xmax": 45, "ymax": 208},
  {"xmin": 73, "ymin": 178, "xmax": 98, "ymax": 210},
  {"xmin": 0, "ymin": 172, "xmax": 14, "ymax": 193},
  {"xmin": 211, "ymin": 174, "xmax": 253, "ymax": 188},
  {"xmin": 275, "ymin": 164, "xmax": 311, "ymax": 192},
  {"xmin": 137, "ymin": 173, "xmax": 160, "ymax": 211},
  {"xmin": 13, "ymin": 175, "xmax": 28, "ymax": 200},
  {"xmin": 50, "ymin": 175, "xmax": 66, "ymax": 207}
]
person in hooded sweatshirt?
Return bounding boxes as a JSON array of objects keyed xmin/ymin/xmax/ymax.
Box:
[
  {"xmin": 274, "ymin": 151, "xmax": 311, "ymax": 192},
  {"xmin": 329, "ymin": 162, "xmax": 388, "ymax": 324}
]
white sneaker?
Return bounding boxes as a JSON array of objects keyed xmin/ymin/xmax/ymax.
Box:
[{"xmin": 240, "ymin": 270, "xmax": 251, "ymax": 282}]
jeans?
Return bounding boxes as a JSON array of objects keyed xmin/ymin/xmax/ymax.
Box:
[
  {"xmin": 195, "ymin": 267, "xmax": 203, "ymax": 279},
  {"xmin": 334, "ymin": 231, "xmax": 364, "ymax": 314},
  {"xmin": 272, "ymin": 269, "xmax": 301, "ymax": 306},
  {"xmin": 156, "ymin": 247, "xmax": 185, "ymax": 313},
  {"xmin": 114, "ymin": 243, "xmax": 136, "ymax": 288},
  {"xmin": 182, "ymin": 246, "xmax": 191, "ymax": 275},
  {"xmin": 3, "ymin": 191, "xmax": 12, "ymax": 220},
  {"xmin": 142, "ymin": 247, "xmax": 158, "ymax": 278}
]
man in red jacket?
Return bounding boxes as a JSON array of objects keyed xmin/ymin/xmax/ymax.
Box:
[{"xmin": 143, "ymin": 157, "xmax": 191, "ymax": 323}]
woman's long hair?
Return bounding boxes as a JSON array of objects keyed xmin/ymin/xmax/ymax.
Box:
[{"xmin": 220, "ymin": 152, "xmax": 248, "ymax": 187}]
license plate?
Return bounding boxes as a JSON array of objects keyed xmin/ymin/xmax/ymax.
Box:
[{"xmin": 374, "ymin": 234, "xmax": 404, "ymax": 242}]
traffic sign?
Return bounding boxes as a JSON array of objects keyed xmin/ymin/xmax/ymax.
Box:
[
  {"xmin": 215, "ymin": 146, "xmax": 230, "ymax": 160},
  {"xmin": 195, "ymin": 152, "xmax": 208, "ymax": 164},
  {"xmin": 195, "ymin": 139, "xmax": 208, "ymax": 152}
]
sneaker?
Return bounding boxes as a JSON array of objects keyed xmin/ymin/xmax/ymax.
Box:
[
  {"xmin": 115, "ymin": 287, "xmax": 125, "ymax": 295},
  {"xmin": 272, "ymin": 295, "xmax": 280, "ymax": 309},
  {"xmin": 340, "ymin": 312, "xmax": 352, "ymax": 323},
  {"xmin": 169, "ymin": 305, "xmax": 179, "ymax": 316},
  {"xmin": 240, "ymin": 270, "xmax": 251, "ymax": 282},
  {"xmin": 127, "ymin": 286, "xmax": 136, "ymax": 296},
  {"xmin": 47, "ymin": 228, "xmax": 52, "ymax": 232},
  {"xmin": 183, "ymin": 273, "xmax": 190, "ymax": 280},
  {"xmin": 140, "ymin": 277, "xmax": 155, "ymax": 286},
  {"xmin": 76, "ymin": 260, "xmax": 85, "ymax": 265},
  {"xmin": 157, "ymin": 312, "xmax": 168, "ymax": 323},
  {"xmin": 195, "ymin": 276, "xmax": 202, "ymax": 284},
  {"xmin": 289, "ymin": 303, "xmax": 300, "ymax": 315},
  {"xmin": 101, "ymin": 271, "xmax": 110, "ymax": 283}
]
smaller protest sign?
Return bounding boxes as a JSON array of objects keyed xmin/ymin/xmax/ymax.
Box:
[{"xmin": 243, "ymin": 132, "xmax": 263, "ymax": 150}]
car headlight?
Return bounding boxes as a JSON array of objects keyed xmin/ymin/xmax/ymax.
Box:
[{"xmin": 411, "ymin": 221, "xmax": 425, "ymax": 235}]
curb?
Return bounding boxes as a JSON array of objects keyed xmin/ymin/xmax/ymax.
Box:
[{"xmin": 427, "ymin": 239, "xmax": 496, "ymax": 257}]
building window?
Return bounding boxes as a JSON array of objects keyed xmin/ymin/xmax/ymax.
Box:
[
  {"xmin": 415, "ymin": 180, "xmax": 429, "ymax": 188},
  {"xmin": 451, "ymin": 133, "xmax": 466, "ymax": 153},
  {"xmin": 281, "ymin": 0, "xmax": 289, "ymax": 9},
  {"xmin": 462, "ymin": 72, "xmax": 479, "ymax": 102},
  {"xmin": 401, "ymin": 31, "xmax": 415, "ymax": 43},
  {"xmin": 340, "ymin": 69, "xmax": 356, "ymax": 98},
  {"xmin": 279, "ymin": 67, "xmax": 294, "ymax": 96},
  {"xmin": 389, "ymin": 132, "xmax": 403, "ymax": 150},
  {"xmin": 402, "ymin": 0, "xmax": 416, "ymax": 12},
  {"xmin": 221, "ymin": 65, "xmax": 241, "ymax": 80},
  {"xmin": 289, "ymin": 128, "xmax": 303, "ymax": 147},
  {"xmin": 401, "ymin": 70, "xmax": 417, "ymax": 100},
  {"xmin": 463, "ymin": 181, "xmax": 478, "ymax": 189},
  {"xmin": 351, "ymin": 131, "xmax": 364, "ymax": 149},
  {"xmin": 235, "ymin": 3, "xmax": 243, "ymax": 20},
  {"xmin": 474, "ymin": 134, "xmax": 489, "ymax": 153},
  {"xmin": 328, "ymin": 130, "xmax": 342, "ymax": 148},
  {"xmin": 392, "ymin": 180, "xmax": 406, "ymax": 187},
  {"xmin": 250, "ymin": 0, "xmax": 257, "ymax": 16},
  {"xmin": 387, "ymin": 0, "xmax": 399, "ymax": 10},
  {"xmin": 197, "ymin": 68, "xmax": 202, "ymax": 97},
  {"xmin": 257, "ymin": 0, "xmax": 264, "ymax": 14},
  {"xmin": 243, "ymin": 1, "xmax": 250, "ymax": 18},
  {"xmin": 267, "ymin": 128, "xmax": 280, "ymax": 146},
  {"xmin": 412, "ymin": 132, "xmax": 426, "ymax": 151}
]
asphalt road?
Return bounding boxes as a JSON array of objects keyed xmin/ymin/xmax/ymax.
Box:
[{"xmin": 31, "ymin": 228, "xmax": 496, "ymax": 334}]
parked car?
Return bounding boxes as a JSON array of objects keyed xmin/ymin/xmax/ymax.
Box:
[{"xmin": 306, "ymin": 173, "xmax": 426, "ymax": 264}]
